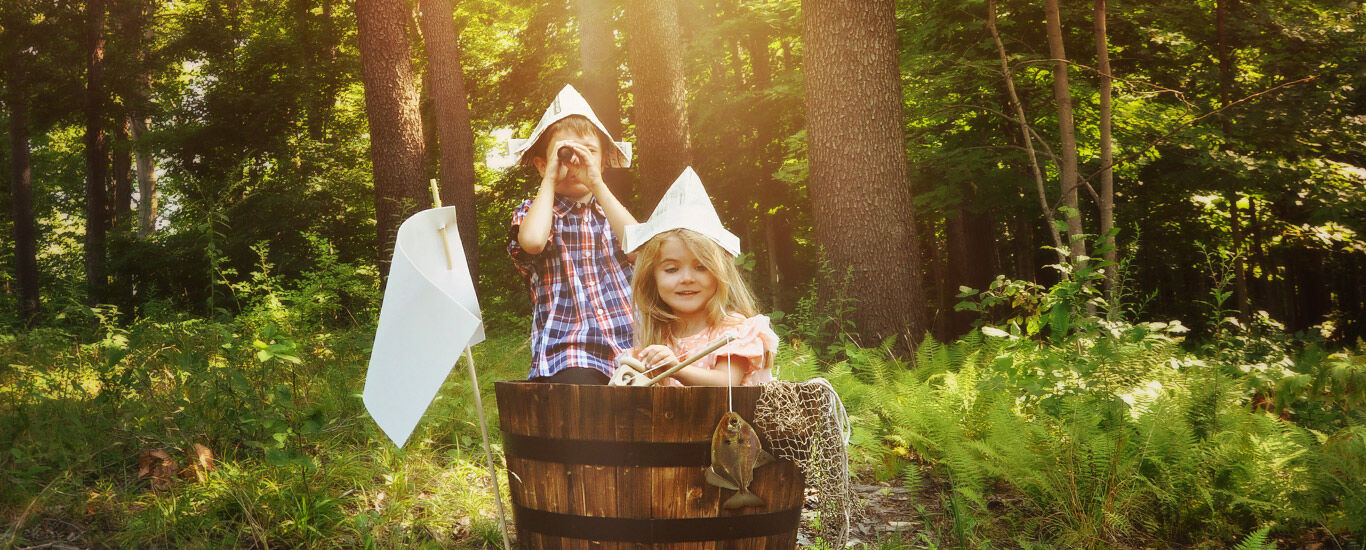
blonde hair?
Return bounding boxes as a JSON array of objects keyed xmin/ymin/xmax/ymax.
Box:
[{"xmin": 633, "ymin": 229, "xmax": 758, "ymax": 348}]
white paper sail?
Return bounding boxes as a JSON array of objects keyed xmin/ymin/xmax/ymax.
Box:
[
  {"xmin": 624, "ymin": 167, "xmax": 740, "ymax": 256},
  {"xmin": 362, "ymin": 206, "xmax": 485, "ymax": 448}
]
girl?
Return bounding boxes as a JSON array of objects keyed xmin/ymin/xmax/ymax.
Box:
[{"xmin": 624, "ymin": 227, "xmax": 778, "ymax": 387}]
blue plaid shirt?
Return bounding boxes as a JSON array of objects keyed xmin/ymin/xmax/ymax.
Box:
[{"xmin": 508, "ymin": 195, "xmax": 635, "ymax": 378}]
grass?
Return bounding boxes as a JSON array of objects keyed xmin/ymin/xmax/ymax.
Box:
[
  {"xmin": 1, "ymin": 316, "xmax": 529, "ymax": 549},
  {"xmin": 3, "ymin": 308, "xmax": 1364, "ymax": 548}
]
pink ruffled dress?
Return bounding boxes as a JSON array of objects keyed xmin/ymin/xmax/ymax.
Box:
[{"xmin": 655, "ymin": 313, "xmax": 779, "ymax": 387}]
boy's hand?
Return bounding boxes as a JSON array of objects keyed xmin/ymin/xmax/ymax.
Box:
[{"xmin": 546, "ymin": 139, "xmax": 605, "ymax": 189}]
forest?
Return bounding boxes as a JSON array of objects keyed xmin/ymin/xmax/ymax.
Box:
[{"xmin": 2, "ymin": 0, "xmax": 1364, "ymax": 547}]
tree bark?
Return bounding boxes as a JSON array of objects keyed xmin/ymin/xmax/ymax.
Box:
[
  {"xmin": 802, "ymin": 0, "xmax": 927, "ymax": 349},
  {"xmin": 626, "ymin": 0, "xmax": 693, "ymax": 208},
  {"xmin": 418, "ymin": 0, "xmax": 480, "ymax": 283},
  {"xmin": 575, "ymin": 0, "xmax": 631, "ymax": 202},
  {"xmin": 111, "ymin": 118, "xmax": 133, "ymax": 229},
  {"xmin": 1012, "ymin": 208, "xmax": 1037, "ymax": 282},
  {"xmin": 131, "ymin": 112, "xmax": 157, "ymax": 239},
  {"xmin": 7, "ymin": 75, "xmax": 40, "ymax": 322},
  {"xmin": 1044, "ymin": 0, "xmax": 1087, "ymax": 266},
  {"xmin": 84, "ymin": 0, "xmax": 109, "ymax": 306},
  {"xmin": 357, "ymin": 0, "xmax": 429, "ymax": 278},
  {"xmin": 1094, "ymin": 0, "xmax": 1116, "ymax": 289}
]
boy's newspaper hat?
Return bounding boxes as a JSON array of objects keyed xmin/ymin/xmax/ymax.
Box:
[
  {"xmin": 624, "ymin": 167, "xmax": 740, "ymax": 256},
  {"xmin": 508, "ymin": 84, "xmax": 632, "ymax": 168}
]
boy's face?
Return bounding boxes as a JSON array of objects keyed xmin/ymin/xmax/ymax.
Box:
[{"xmin": 533, "ymin": 126, "xmax": 605, "ymax": 201}]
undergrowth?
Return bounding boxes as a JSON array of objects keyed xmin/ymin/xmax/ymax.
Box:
[
  {"xmin": 3, "ymin": 245, "xmax": 1363, "ymax": 548},
  {"xmin": 774, "ymin": 244, "xmax": 1366, "ymax": 548}
]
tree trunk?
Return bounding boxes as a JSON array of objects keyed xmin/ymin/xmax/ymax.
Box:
[
  {"xmin": 987, "ymin": 0, "xmax": 1064, "ymax": 259},
  {"xmin": 1012, "ymin": 208, "xmax": 1037, "ymax": 282},
  {"xmin": 356, "ymin": 0, "xmax": 429, "ymax": 278},
  {"xmin": 131, "ymin": 112, "xmax": 157, "ymax": 239},
  {"xmin": 305, "ymin": 0, "xmax": 341, "ymax": 143},
  {"xmin": 1094, "ymin": 0, "xmax": 1116, "ymax": 290},
  {"xmin": 7, "ymin": 75, "xmax": 40, "ymax": 323},
  {"xmin": 929, "ymin": 218, "xmax": 951, "ymax": 340},
  {"xmin": 1248, "ymin": 196, "xmax": 1266, "ymax": 304},
  {"xmin": 802, "ymin": 0, "xmax": 927, "ymax": 349},
  {"xmin": 1044, "ymin": 0, "xmax": 1087, "ymax": 266},
  {"xmin": 1217, "ymin": 0, "xmax": 1250, "ymax": 319},
  {"xmin": 576, "ymin": 0, "xmax": 631, "ymax": 202},
  {"xmin": 744, "ymin": 26, "xmax": 790, "ymax": 311},
  {"xmin": 124, "ymin": 0, "xmax": 158, "ymax": 239},
  {"xmin": 626, "ymin": 0, "xmax": 694, "ymax": 208},
  {"xmin": 84, "ymin": 0, "xmax": 109, "ymax": 306},
  {"xmin": 945, "ymin": 211, "xmax": 970, "ymax": 337},
  {"xmin": 293, "ymin": 0, "xmax": 337, "ymax": 143},
  {"xmin": 111, "ymin": 119, "xmax": 133, "ymax": 229},
  {"xmin": 418, "ymin": 0, "xmax": 480, "ymax": 283}
]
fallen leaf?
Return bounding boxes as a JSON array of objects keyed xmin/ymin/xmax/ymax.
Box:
[{"xmin": 137, "ymin": 448, "xmax": 178, "ymax": 491}]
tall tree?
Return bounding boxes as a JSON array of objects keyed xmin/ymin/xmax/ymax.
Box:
[
  {"xmin": 742, "ymin": 20, "xmax": 792, "ymax": 311},
  {"xmin": 575, "ymin": 0, "xmax": 630, "ymax": 201},
  {"xmin": 6, "ymin": 56, "xmax": 40, "ymax": 322},
  {"xmin": 126, "ymin": 0, "xmax": 157, "ymax": 239},
  {"xmin": 356, "ymin": 0, "xmax": 428, "ymax": 276},
  {"xmin": 84, "ymin": 0, "xmax": 109, "ymax": 305},
  {"xmin": 987, "ymin": 0, "xmax": 1065, "ymax": 259},
  {"xmin": 294, "ymin": 0, "xmax": 341, "ymax": 143},
  {"xmin": 1094, "ymin": 0, "xmax": 1116, "ymax": 288},
  {"xmin": 130, "ymin": 113, "xmax": 157, "ymax": 238},
  {"xmin": 417, "ymin": 0, "xmax": 479, "ymax": 281},
  {"xmin": 626, "ymin": 0, "xmax": 693, "ymax": 207},
  {"xmin": 802, "ymin": 0, "xmax": 927, "ymax": 348},
  {"xmin": 110, "ymin": 120, "xmax": 133, "ymax": 228},
  {"xmin": 1044, "ymin": 0, "xmax": 1086, "ymax": 268}
]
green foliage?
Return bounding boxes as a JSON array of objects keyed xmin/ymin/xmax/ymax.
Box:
[
  {"xmin": 778, "ymin": 256, "xmax": 860, "ymax": 359},
  {"xmin": 0, "ymin": 254, "xmax": 518, "ymax": 548},
  {"xmin": 783, "ymin": 267, "xmax": 1366, "ymax": 547}
]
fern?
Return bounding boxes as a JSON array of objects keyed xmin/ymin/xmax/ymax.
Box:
[{"xmin": 1233, "ymin": 525, "xmax": 1276, "ymax": 550}]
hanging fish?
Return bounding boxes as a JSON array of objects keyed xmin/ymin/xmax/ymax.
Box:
[{"xmin": 706, "ymin": 411, "xmax": 775, "ymax": 509}]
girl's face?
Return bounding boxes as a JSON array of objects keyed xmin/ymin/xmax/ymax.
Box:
[{"xmin": 653, "ymin": 236, "xmax": 718, "ymax": 321}]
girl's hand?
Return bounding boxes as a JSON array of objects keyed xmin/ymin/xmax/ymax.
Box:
[{"xmin": 635, "ymin": 345, "xmax": 680, "ymax": 372}]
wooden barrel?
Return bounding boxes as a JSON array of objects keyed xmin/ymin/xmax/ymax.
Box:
[{"xmin": 494, "ymin": 381, "xmax": 803, "ymax": 549}]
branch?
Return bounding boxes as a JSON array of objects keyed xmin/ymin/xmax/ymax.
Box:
[
  {"xmin": 985, "ymin": 0, "xmax": 1065, "ymax": 258},
  {"xmin": 1080, "ymin": 76, "xmax": 1317, "ymax": 184}
]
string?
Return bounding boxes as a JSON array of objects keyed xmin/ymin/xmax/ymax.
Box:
[{"xmin": 727, "ymin": 366, "xmax": 734, "ymax": 412}]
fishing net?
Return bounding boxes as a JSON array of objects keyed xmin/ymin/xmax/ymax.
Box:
[{"xmin": 754, "ymin": 378, "xmax": 854, "ymax": 547}]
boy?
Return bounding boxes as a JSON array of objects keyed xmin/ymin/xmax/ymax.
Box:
[{"xmin": 507, "ymin": 85, "xmax": 638, "ymax": 384}]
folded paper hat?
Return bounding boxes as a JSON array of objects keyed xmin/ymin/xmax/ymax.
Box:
[
  {"xmin": 507, "ymin": 84, "xmax": 632, "ymax": 168},
  {"xmin": 624, "ymin": 167, "xmax": 740, "ymax": 256}
]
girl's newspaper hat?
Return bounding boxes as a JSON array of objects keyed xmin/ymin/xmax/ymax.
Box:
[
  {"xmin": 624, "ymin": 167, "xmax": 740, "ymax": 256},
  {"xmin": 507, "ymin": 84, "xmax": 632, "ymax": 168}
]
